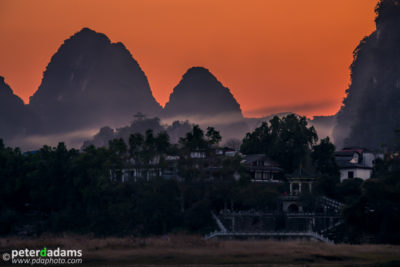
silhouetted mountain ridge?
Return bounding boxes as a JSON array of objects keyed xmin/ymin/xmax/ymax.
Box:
[
  {"xmin": 164, "ymin": 67, "xmax": 243, "ymax": 119},
  {"xmin": 0, "ymin": 76, "xmax": 30, "ymax": 140},
  {"xmin": 1, "ymin": 27, "xmax": 339, "ymax": 150},
  {"xmin": 163, "ymin": 67, "xmax": 248, "ymax": 140},
  {"xmin": 333, "ymin": 0, "xmax": 400, "ymax": 150},
  {"xmin": 29, "ymin": 27, "xmax": 161, "ymax": 134}
]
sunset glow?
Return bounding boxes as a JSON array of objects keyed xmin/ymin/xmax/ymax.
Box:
[{"xmin": 0, "ymin": 0, "xmax": 377, "ymax": 117}]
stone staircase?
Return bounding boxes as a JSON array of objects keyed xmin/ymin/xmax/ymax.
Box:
[
  {"xmin": 318, "ymin": 196, "xmax": 345, "ymax": 213},
  {"xmin": 206, "ymin": 196, "xmax": 346, "ymax": 244}
]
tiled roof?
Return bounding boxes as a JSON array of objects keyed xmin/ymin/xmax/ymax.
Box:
[
  {"xmin": 243, "ymin": 154, "xmax": 279, "ymax": 166},
  {"xmin": 288, "ymin": 168, "xmax": 315, "ymax": 179}
]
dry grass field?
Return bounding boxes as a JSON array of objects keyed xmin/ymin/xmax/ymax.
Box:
[{"xmin": 1, "ymin": 234, "xmax": 400, "ymax": 266}]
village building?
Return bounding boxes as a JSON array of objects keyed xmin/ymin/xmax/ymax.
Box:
[
  {"xmin": 335, "ymin": 147, "xmax": 382, "ymax": 182},
  {"xmin": 110, "ymin": 147, "xmax": 242, "ymax": 182},
  {"xmin": 242, "ymin": 154, "xmax": 283, "ymax": 183},
  {"xmin": 111, "ymin": 150, "xmax": 286, "ymax": 185},
  {"xmin": 215, "ymin": 147, "xmax": 239, "ymax": 157},
  {"xmin": 281, "ymin": 169, "xmax": 315, "ymax": 212},
  {"xmin": 110, "ymin": 154, "xmax": 181, "ymax": 182}
]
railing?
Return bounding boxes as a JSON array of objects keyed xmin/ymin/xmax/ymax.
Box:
[
  {"xmin": 251, "ymin": 179, "xmax": 282, "ymax": 183},
  {"xmin": 204, "ymin": 231, "xmax": 335, "ymax": 244},
  {"xmin": 219, "ymin": 210, "xmax": 340, "ymax": 218},
  {"xmin": 212, "ymin": 212, "xmax": 228, "ymax": 233},
  {"xmin": 320, "ymin": 220, "xmax": 344, "ymax": 234},
  {"xmin": 319, "ymin": 196, "xmax": 345, "ymax": 212},
  {"xmin": 220, "ymin": 210, "xmax": 275, "ymax": 216}
]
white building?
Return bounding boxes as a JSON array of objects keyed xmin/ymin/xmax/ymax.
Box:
[{"xmin": 335, "ymin": 147, "xmax": 382, "ymax": 182}]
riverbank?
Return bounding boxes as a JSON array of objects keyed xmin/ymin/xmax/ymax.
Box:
[{"xmin": 1, "ymin": 234, "xmax": 399, "ymax": 266}]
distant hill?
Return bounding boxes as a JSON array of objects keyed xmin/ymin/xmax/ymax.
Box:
[
  {"xmin": 163, "ymin": 67, "xmax": 248, "ymax": 140},
  {"xmin": 29, "ymin": 27, "xmax": 161, "ymax": 134},
  {"xmin": 333, "ymin": 0, "xmax": 400, "ymax": 150},
  {"xmin": 0, "ymin": 76, "xmax": 30, "ymax": 142},
  {"xmin": 164, "ymin": 67, "xmax": 242, "ymax": 119},
  {"xmin": 1, "ymin": 27, "xmax": 339, "ymax": 150}
]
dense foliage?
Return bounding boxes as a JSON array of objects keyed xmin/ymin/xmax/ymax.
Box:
[
  {"xmin": 340, "ymin": 154, "xmax": 400, "ymax": 243},
  {"xmin": 1, "ymin": 114, "xmax": 400, "ymax": 244},
  {"xmin": 0, "ymin": 126, "xmax": 279, "ymax": 237},
  {"xmin": 312, "ymin": 136, "xmax": 400, "ymax": 244},
  {"xmin": 240, "ymin": 114, "xmax": 318, "ymax": 172}
]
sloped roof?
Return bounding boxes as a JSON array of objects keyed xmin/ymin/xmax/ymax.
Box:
[
  {"xmin": 288, "ymin": 168, "xmax": 315, "ymax": 179},
  {"xmin": 243, "ymin": 154, "xmax": 279, "ymax": 166}
]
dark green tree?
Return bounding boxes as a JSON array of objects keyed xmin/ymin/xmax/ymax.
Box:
[
  {"xmin": 312, "ymin": 137, "xmax": 339, "ymax": 176},
  {"xmin": 241, "ymin": 114, "xmax": 318, "ymax": 172},
  {"xmin": 179, "ymin": 125, "xmax": 208, "ymax": 150},
  {"xmin": 206, "ymin": 127, "xmax": 222, "ymax": 146}
]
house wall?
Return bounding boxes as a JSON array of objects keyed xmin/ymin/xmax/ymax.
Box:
[
  {"xmin": 362, "ymin": 153, "xmax": 375, "ymax": 167},
  {"xmin": 251, "ymin": 170, "xmax": 281, "ymax": 182},
  {"xmin": 340, "ymin": 168, "xmax": 372, "ymax": 182}
]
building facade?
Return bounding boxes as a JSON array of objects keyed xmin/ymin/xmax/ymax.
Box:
[{"xmin": 335, "ymin": 147, "xmax": 382, "ymax": 182}]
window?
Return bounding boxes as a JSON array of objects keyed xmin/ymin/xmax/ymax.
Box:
[
  {"xmin": 190, "ymin": 152, "xmax": 205, "ymax": 158},
  {"xmin": 348, "ymin": 171, "xmax": 354, "ymax": 178}
]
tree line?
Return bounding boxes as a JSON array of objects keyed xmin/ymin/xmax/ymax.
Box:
[{"xmin": 0, "ymin": 114, "xmax": 399, "ymax": 243}]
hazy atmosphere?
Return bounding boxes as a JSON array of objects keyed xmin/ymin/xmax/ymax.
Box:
[{"xmin": 1, "ymin": 1, "xmax": 400, "ymax": 266}]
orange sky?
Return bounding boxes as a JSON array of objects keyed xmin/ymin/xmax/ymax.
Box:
[{"xmin": 0, "ymin": 0, "xmax": 377, "ymax": 117}]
